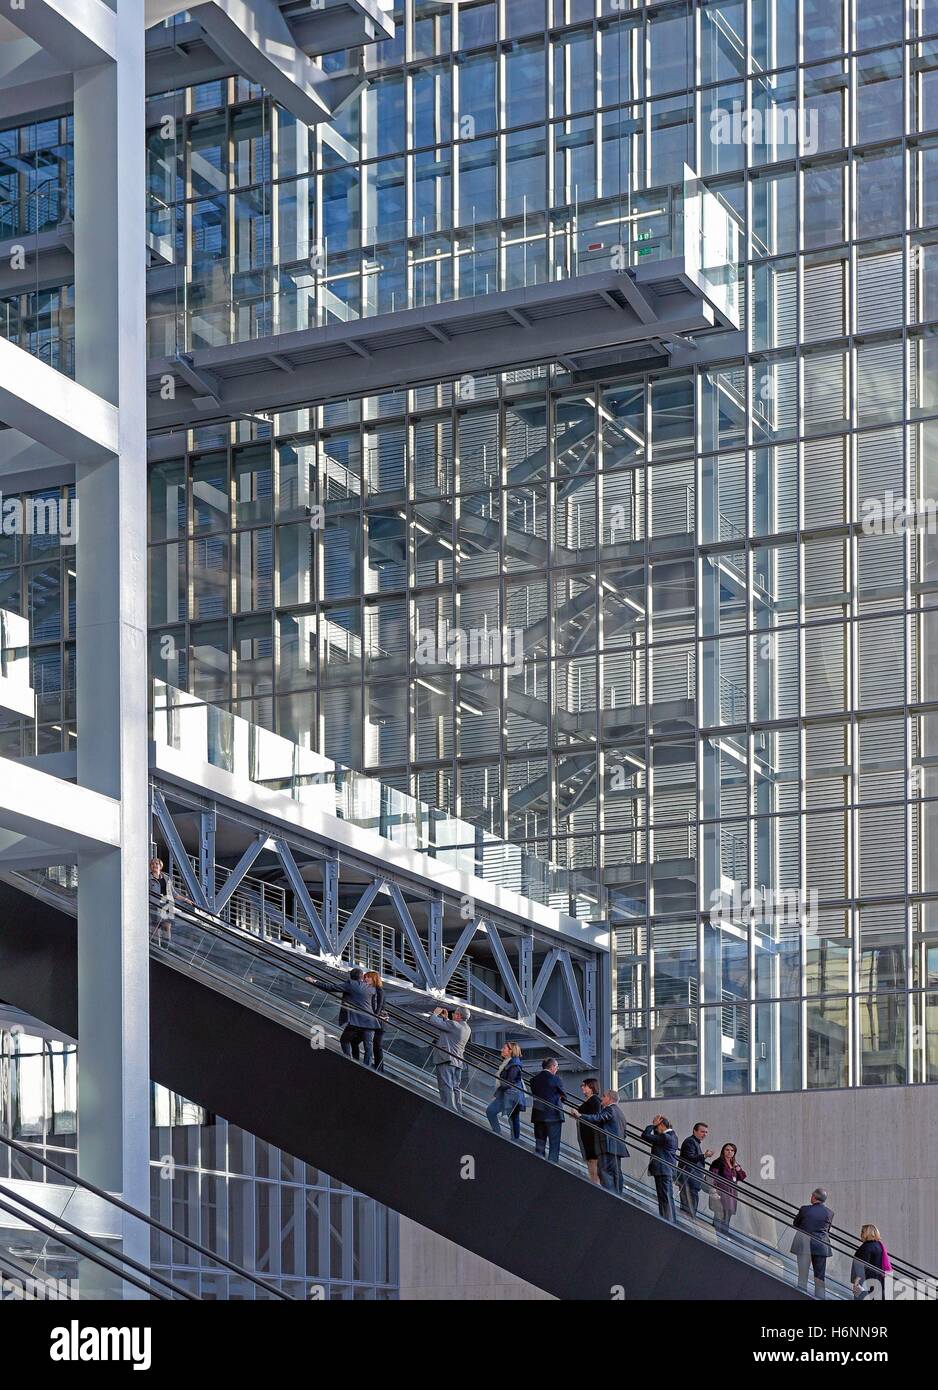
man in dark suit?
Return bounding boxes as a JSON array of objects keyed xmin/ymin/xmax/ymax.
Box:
[
  {"xmin": 593, "ymin": 1089, "xmax": 630, "ymax": 1194},
  {"xmin": 529, "ymin": 1058, "xmax": 567, "ymax": 1163},
  {"xmin": 792, "ymin": 1188, "xmax": 835, "ymax": 1299},
  {"xmin": 641, "ymin": 1115, "xmax": 679, "ymax": 1222},
  {"xmin": 679, "ymin": 1121, "xmax": 714, "ymax": 1219}
]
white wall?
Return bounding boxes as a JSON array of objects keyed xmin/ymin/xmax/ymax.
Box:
[
  {"xmin": 398, "ymin": 1219, "xmax": 553, "ymax": 1301},
  {"xmin": 619, "ymin": 1084, "xmax": 938, "ymax": 1275}
]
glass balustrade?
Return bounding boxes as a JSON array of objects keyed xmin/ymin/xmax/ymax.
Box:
[
  {"xmin": 146, "ymin": 897, "xmax": 891, "ymax": 1301},
  {"xmin": 146, "ymin": 176, "xmax": 740, "ymax": 354}
]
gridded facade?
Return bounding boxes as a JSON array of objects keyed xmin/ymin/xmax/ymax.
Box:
[
  {"xmin": 6, "ymin": 1, "xmax": 938, "ymax": 1101},
  {"xmin": 0, "ymin": 1014, "xmax": 397, "ymax": 1299}
]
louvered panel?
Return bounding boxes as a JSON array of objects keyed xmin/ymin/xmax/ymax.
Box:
[
  {"xmin": 858, "ymin": 426, "xmax": 905, "ymax": 509},
  {"xmin": 806, "ymin": 814, "xmax": 847, "ymax": 898},
  {"xmin": 774, "ymin": 626, "xmax": 800, "ymax": 720},
  {"xmin": 652, "ymin": 789, "xmax": 695, "ymax": 824},
  {"xmin": 803, "ymin": 436, "xmax": 846, "ymax": 528},
  {"xmin": 857, "ymin": 250, "xmax": 904, "ymax": 332},
  {"xmin": 604, "ymin": 647, "xmax": 645, "ymax": 710},
  {"xmin": 776, "ymin": 815, "xmax": 801, "ymax": 890},
  {"xmin": 717, "ymin": 450, "xmax": 746, "ymax": 540},
  {"xmin": 857, "ymin": 339, "xmax": 904, "ymax": 422},
  {"xmin": 603, "ymin": 469, "xmax": 645, "ymax": 543},
  {"xmin": 805, "ymin": 538, "xmax": 846, "ymax": 603},
  {"xmin": 651, "ymin": 645, "xmax": 694, "ymax": 702},
  {"xmin": 506, "ymin": 581, "xmax": 547, "ymax": 633},
  {"xmin": 604, "ymin": 785, "xmax": 644, "ymax": 832},
  {"xmin": 859, "ymin": 806, "xmax": 906, "ymax": 895},
  {"xmin": 772, "ymin": 264, "xmax": 798, "ymax": 348},
  {"xmin": 910, "ymin": 801, "xmax": 921, "ymax": 894},
  {"xmin": 770, "ymin": 442, "xmax": 798, "ymax": 529},
  {"xmin": 910, "ymin": 607, "xmax": 920, "ymax": 702},
  {"xmin": 860, "ymin": 714, "xmax": 904, "ymax": 761},
  {"xmin": 804, "ymin": 352, "xmax": 846, "ymax": 432},
  {"xmin": 803, "ymin": 260, "xmax": 845, "ymax": 342},
  {"xmin": 858, "ymin": 615, "xmax": 905, "ymax": 708},
  {"xmin": 460, "ymin": 410, "xmax": 500, "ymax": 488},
  {"xmin": 804, "ymin": 624, "xmax": 846, "ymax": 713},
  {"xmin": 857, "ymin": 532, "xmax": 905, "ymax": 597}
]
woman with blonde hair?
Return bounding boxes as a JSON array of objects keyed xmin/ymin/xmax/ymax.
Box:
[
  {"xmin": 486, "ymin": 1042, "xmax": 526, "ymax": 1141},
  {"xmin": 851, "ymin": 1223, "xmax": 890, "ymax": 1299},
  {"xmin": 362, "ymin": 971, "xmax": 387, "ymax": 1072}
]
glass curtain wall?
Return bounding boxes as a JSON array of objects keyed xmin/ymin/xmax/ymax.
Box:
[
  {"xmin": 0, "ymin": 1013, "xmax": 397, "ymax": 1299},
  {"xmin": 5, "ymin": 2, "xmax": 938, "ymax": 1100}
]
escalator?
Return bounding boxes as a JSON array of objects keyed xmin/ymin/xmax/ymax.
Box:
[
  {"xmin": 0, "ymin": 1129, "xmax": 289, "ymax": 1302},
  {"xmin": 1, "ymin": 871, "xmax": 932, "ymax": 1302}
]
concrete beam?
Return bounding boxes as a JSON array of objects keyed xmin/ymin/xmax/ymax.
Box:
[
  {"xmin": 72, "ymin": 0, "xmax": 152, "ymax": 1246},
  {"xmin": 0, "ymin": 35, "xmax": 73, "ymax": 126},
  {"xmin": 0, "ymin": 431, "xmax": 71, "ymax": 494},
  {"xmin": 0, "ymin": 1, "xmax": 394, "ymax": 130},
  {"xmin": 192, "ymin": 0, "xmax": 337, "ymax": 126},
  {"xmin": 0, "ymin": 757, "xmax": 120, "ymax": 852},
  {"xmin": 0, "ymin": 830, "xmax": 77, "ymax": 870},
  {"xmin": 0, "ymin": 336, "xmax": 118, "ymax": 462},
  {"xmin": 145, "ymin": 0, "xmax": 393, "ymax": 51},
  {"xmin": 5, "ymin": 0, "xmax": 117, "ymax": 69}
]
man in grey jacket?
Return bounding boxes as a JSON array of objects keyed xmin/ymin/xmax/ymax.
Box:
[
  {"xmin": 338, "ymin": 968, "xmax": 380, "ymax": 1065},
  {"xmin": 426, "ymin": 1005, "xmax": 472, "ymax": 1112}
]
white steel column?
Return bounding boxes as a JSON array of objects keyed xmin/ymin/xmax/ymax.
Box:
[{"xmin": 72, "ymin": 0, "xmax": 151, "ymax": 1241}]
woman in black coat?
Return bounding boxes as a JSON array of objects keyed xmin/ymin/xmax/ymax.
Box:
[
  {"xmin": 851, "ymin": 1224, "xmax": 888, "ymax": 1299},
  {"xmin": 363, "ymin": 971, "xmax": 387, "ymax": 1072},
  {"xmin": 577, "ymin": 1079, "xmax": 603, "ymax": 1184}
]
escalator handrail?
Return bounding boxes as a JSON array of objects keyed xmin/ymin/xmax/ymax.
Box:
[
  {"xmin": 163, "ymin": 897, "xmax": 934, "ymax": 1288},
  {"xmin": 0, "ymin": 1131, "xmax": 292, "ymax": 1301},
  {"xmin": 0, "ymin": 1187, "xmax": 183, "ymax": 1301},
  {"xmin": 0, "ymin": 1244, "xmax": 77, "ymax": 1299}
]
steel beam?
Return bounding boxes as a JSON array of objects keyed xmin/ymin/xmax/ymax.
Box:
[
  {"xmin": 335, "ymin": 877, "xmax": 382, "ymax": 954},
  {"xmin": 272, "ymin": 838, "xmax": 332, "ymax": 954},
  {"xmin": 558, "ymin": 949, "xmax": 591, "ymax": 1061},
  {"xmin": 386, "ymin": 881, "xmax": 435, "ymax": 987},
  {"xmin": 214, "ymin": 833, "xmax": 268, "ymax": 914},
  {"xmin": 199, "ymin": 807, "xmax": 216, "ymax": 910},
  {"xmin": 322, "ymin": 858, "xmax": 339, "ymax": 949},
  {"xmin": 485, "ymin": 921, "xmax": 529, "ymax": 1019},
  {"xmin": 441, "ymin": 916, "xmax": 483, "ymax": 987},
  {"xmin": 147, "ymin": 268, "xmax": 719, "ymax": 432},
  {"xmin": 151, "ymin": 790, "xmax": 210, "ymax": 910},
  {"xmin": 427, "ymin": 898, "xmax": 444, "ymax": 981}
]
